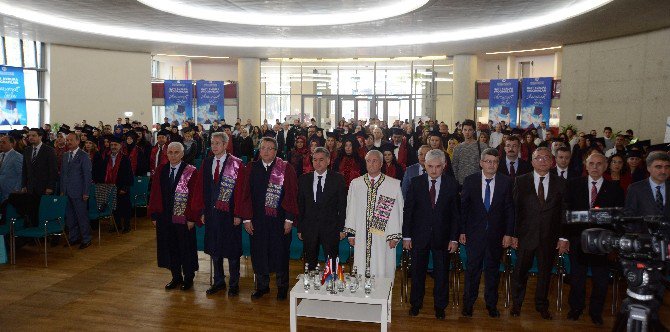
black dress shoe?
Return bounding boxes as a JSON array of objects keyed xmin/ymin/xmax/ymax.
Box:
[
  {"xmin": 461, "ymin": 307, "xmax": 473, "ymax": 317},
  {"xmin": 206, "ymin": 283, "xmax": 226, "ymax": 295},
  {"xmin": 486, "ymin": 306, "xmax": 500, "ymax": 318},
  {"xmin": 79, "ymin": 241, "xmax": 92, "ymax": 249},
  {"xmin": 165, "ymin": 280, "xmax": 182, "ymax": 290},
  {"xmin": 251, "ymin": 288, "xmax": 269, "ymax": 300},
  {"xmin": 590, "ymin": 314, "xmax": 604, "ymax": 326},
  {"xmin": 409, "ymin": 306, "xmax": 420, "ymax": 316},
  {"xmin": 121, "ymin": 228, "xmax": 131, "ymax": 234},
  {"xmin": 435, "ymin": 308, "xmax": 445, "ymax": 320},
  {"xmin": 277, "ymin": 288, "xmax": 288, "ymax": 300},
  {"xmin": 180, "ymin": 281, "xmax": 193, "ymax": 291},
  {"xmin": 567, "ymin": 309, "xmax": 582, "ymax": 321},
  {"xmin": 510, "ymin": 306, "xmax": 521, "ymax": 317},
  {"xmin": 538, "ymin": 310, "xmax": 553, "ymax": 320},
  {"xmin": 228, "ymin": 287, "xmax": 239, "ymax": 296}
]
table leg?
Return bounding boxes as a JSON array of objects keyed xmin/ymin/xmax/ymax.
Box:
[
  {"xmin": 381, "ymin": 302, "xmax": 388, "ymax": 332},
  {"xmin": 290, "ymin": 295, "xmax": 297, "ymax": 332}
]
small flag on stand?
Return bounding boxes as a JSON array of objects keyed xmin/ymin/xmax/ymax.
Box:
[
  {"xmin": 337, "ymin": 257, "xmax": 345, "ymax": 282},
  {"xmin": 321, "ymin": 257, "xmax": 332, "ymax": 285}
]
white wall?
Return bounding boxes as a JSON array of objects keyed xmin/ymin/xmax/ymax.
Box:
[
  {"xmin": 46, "ymin": 45, "xmax": 151, "ymax": 126},
  {"xmin": 561, "ymin": 28, "xmax": 670, "ymax": 143},
  {"xmin": 190, "ymin": 61, "xmax": 237, "ymax": 81}
]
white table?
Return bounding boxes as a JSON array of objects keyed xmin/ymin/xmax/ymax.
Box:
[{"xmin": 289, "ymin": 275, "xmax": 393, "ymax": 332}]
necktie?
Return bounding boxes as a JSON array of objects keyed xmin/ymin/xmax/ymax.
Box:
[
  {"xmin": 484, "ymin": 178, "xmax": 492, "ymax": 212},
  {"xmin": 656, "ymin": 186, "xmax": 664, "ymax": 211},
  {"xmin": 430, "ymin": 179, "xmax": 436, "ymax": 209},
  {"xmin": 68, "ymin": 152, "xmax": 73, "ymax": 163},
  {"xmin": 169, "ymin": 167, "xmax": 176, "ymax": 185},
  {"xmin": 591, "ymin": 181, "xmax": 598, "ymax": 208},
  {"xmin": 509, "ymin": 161, "xmax": 516, "ymax": 177},
  {"xmin": 560, "ymin": 170, "xmax": 565, "ymax": 179},
  {"xmin": 316, "ymin": 175, "xmax": 323, "ymax": 203},
  {"xmin": 422, "ymin": 168, "xmax": 426, "ymax": 175},
  {"xmin": 32, "ymin": 147, "xmax": 37, "ymax": 162},
  {"xmin": 370, "ymin": 178, "xmax": 375, "ymax": 187},
  {"xmin": 214, "ymin": 159, "xmax": 221, "ymax": 183},
  {"xmin": 538, "ymin": 176, "xmax": 546, "ymax": 204}
]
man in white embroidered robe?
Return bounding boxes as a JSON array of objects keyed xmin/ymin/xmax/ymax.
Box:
[{"xmin": 345, "ymin": 149, "xmax": 403, "ymax": 279}]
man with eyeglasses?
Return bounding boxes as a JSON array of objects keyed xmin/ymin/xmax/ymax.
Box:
[
  {"xmin": 239, "ymin": 137, "xmax": 299, "ymax": 301},
  {"xmin": 510, "ymin": 147, "xmax": 569, "ymax": 320},
  {"xmin": 459, "ymin": 148, "xmax": 514, "ymax": 318}
]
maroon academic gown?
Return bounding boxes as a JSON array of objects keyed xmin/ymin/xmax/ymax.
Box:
[
  {"xmin": 149, "ymin": 162, "xmax": 202, "ymax": 273},
  {"xmin": 237, "ymin": 158, "xmax": 299, "ymax": 276}
]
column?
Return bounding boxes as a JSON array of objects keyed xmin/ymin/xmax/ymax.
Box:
[
  {"xmin": 553, "ymin": 51, "xmax": 562, "ymax": 78},
  {"xmin": 237, "ymin": 58, "xmax": 261, "ymax": 125},
  {"xmin": 506, "ymin": 56, "xmax": 517, "ymax": 79},
  {"xmin": 452, "ymin": 54, "xmax": 478, "ymax": 125}
]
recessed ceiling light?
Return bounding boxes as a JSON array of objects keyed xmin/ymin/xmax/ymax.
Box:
[
  {"xmin": 0, "ymin": 1, "xmax": 613, "ymax": 48},
  {"xmin": 136, "ymin": 0, "xmax": 430, "ymax": 26}
]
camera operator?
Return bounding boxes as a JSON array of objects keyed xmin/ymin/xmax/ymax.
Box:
[{"xmin": 565, "ymin": 152, "xmax": 625, "ymax": 326}]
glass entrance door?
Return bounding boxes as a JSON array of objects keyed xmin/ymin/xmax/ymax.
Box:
[
  {"xmin": 302, "ymin": 95, "xmax": 337, "ymax": 130},
  {"xmin": 375, "ymin": 95, "xmax": 412, "ymax": 125},
  {"xmin": 339, "ymin": 95, "xmax": 373, "ymax": 125}
]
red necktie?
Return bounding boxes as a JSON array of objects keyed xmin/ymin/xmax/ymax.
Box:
[
  {"xmin": 509, "ymin": 161, "xmax": 516, "ymax": 178},
  {"xmin": 538, "ymin": 176, "xmax": 545, "ymax": 204},
  {"xmin": 430, "ymin": 179, "xmax": 436, "ymax": 209},
  {"xmin": 590, "ymin": 181, "xmax": 598, "ymax": 208},
  {"xmin": 214, "ymin": 159, "xmax": 221, "ymax": 183}
]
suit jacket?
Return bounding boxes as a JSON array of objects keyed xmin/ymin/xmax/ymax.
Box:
[
  {"xmin": 0, "ymin": 149, "xmax": 23, "ymax": 201},
  {"xmin": 22, "ymin": 144, "xmax": 58, "ymax": 195},
  {"xmin": 60, "ymin": 149, "xmax": 92, "ymax": 197},
  {"xmin": 402, "ymin": 173, "xmax": 460, "ymax": 250},
  {"xmin": 401, "ymin": 163, "xmax": 423, "ymax": 200},
  {"xmin": 276, "ymin": 129, "xmax": 286, "ymax": 156},
  {"xmin": 513, "ymin": 172, "xmax": 568, "ymax": 250},
  {"xmin": 460, "ymin": 172, "xmax": 515, "ymax": 241},
  {"xmin": 297, "ymin": 171, "xmax": 347, "ymax": 237},
  {"xmin": 498, "ymin": 157, "xmax": 531, "ymax": 177},
  {"xmin": 624, "ymin": 179, "xmax": 670, "ymax": 233},
  {"xmin": 98, "ymin": 154, "xmax": 134, "ymax": 192},
  {"xmin": 550, "ymin": 167, "xmax": 579, "ymax": 181},
  {"xmin": 565, "ymin": 177, "xmax": 625, "ymax": 242}
]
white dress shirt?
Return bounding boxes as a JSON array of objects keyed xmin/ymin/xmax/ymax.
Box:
[
  {"xmin": 533, "ymin": 171, "xmax": 549, "ymax": 200},
  {"xmin": 69, "ymin": 147, "xmax": 79, "ymax": 162},
  {"xmin": 588, "ymin": 176, "xmax": 604, "ymax": 207},
  {"xmin": 211, "ymin": 153, "xmax": 227, "ymax": 178},
  {"xmin": 481, "ymin": 174, "xmax": 496, "ymax": 206},
  {"xmin": 32, "ymin": 142, "xmax": 43, "ymax": 159},
  {"xmin": 556, "ymin": 166, "xmax": 569, "ymax": 179},
  {"xmin": 506, "ymin": 157, "xmax": 519, "ymax": 174},
  {"xmin": 313, "ymin": 169, "xmax": 327, "ymax": 202},
  {"xmin": 649, "ymin": 177, "xmax": 666, "ymax": 206},
  {"xmin": 428, "ymin": 175, "xmax": 442, "ymax": 203}
]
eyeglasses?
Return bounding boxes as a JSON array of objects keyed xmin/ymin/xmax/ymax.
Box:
[
  {"xmin": 533, "ymin": 156, "xmax": 551, "ymax": 161},
  {"xmin": 481, "ymin": 160, "xmax": 497, "ymax": 164},
  {"xmin": 260, "ymin": 146, "xmax": 276, "ymax": 151}
]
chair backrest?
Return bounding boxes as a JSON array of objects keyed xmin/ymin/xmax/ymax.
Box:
[
  {"xmin": 5, "ymin": 204, "xmax": 24, "ymax": 231},
  {"xmin": 131, "ymin": 176, "xmax": 150, "ymax": 205},
  {"xmin": 88, "ymin": 185, "xmax": 100, "ymax": 219},
  {"xmin": 38, "ymin": 195, "xmax": 68, "ymax": 232}
]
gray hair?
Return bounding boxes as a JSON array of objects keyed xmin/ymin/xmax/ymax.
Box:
[
  {"xmin": 647, "ymin": 151, "xmax": 670, "ymax": 166},
  {"xmin": 417, "ymin": 144, "xmax": 431, "ymax": 156},
  {"xmin": 313, "ymin": 147, "xmax": 330, "ymax": 159},
  {"xmin": 260, "ymin": 136, "xmax": 278, "ymax": 149},
  {"xmin": 532, "ymin": 146, "xmax": 553, "ymax": 159},
  {"xmin": 168, "ymin": 141, "xmax": 184, "ymax": 153},
  {"xmin": 480, "ymin": 147, "xmax": 499, "ymax": 160},
  {"xmin": 425, "ymin": 149, "xmax": 446, "ymax": 164},
  {"xmin": 211, "ymin": 131, "xmax": 229, "ymax": 144},
  {"xmin": 365, "ymin": 149, "xmax": 383, "ymax": 161}
]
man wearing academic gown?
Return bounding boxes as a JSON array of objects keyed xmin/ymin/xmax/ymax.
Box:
[
  {"xmin": 344, "ymin": 149, "xmax": 404, "ymax": 279},
  {"xmin": 149, "ymin": 129, "xmax": 169, "ymax": 175},
  {"xmin": 239, "ymin": 137, "xmax": 299, "ymax": 301},
  {"xmin": 198, "ymin": 132, "xmax": 250, "ymax": 296},
  {"xmin": 149, "ymin": 142, "xmax": 201, "ymax": 291},
  {"xmin": 100, "ymin": 136, "xmax": 134, "ymax": 233}
]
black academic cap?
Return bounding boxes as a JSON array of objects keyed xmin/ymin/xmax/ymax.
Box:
[
  {"xmin": 626, "ymin": 149, "xmax": 643, "ymax": 158},
  {"xmin": 29, "ymin": 128, "xmax": 45, "ymax": 136},
  {"xmin": 122, "ymin": 123, "xmax": 132, "ymax": 129},
  {"xmin": 83, "ymin": 124, "xmax": 94, "ymax": 131},
  {"xmin": 502, "ymin": 130, "xmax": 512, "ymax": 136},
  {"xmin": 592, "ymin": 137, "xmax": 606, "ymax": 148},
  {"xmin": 428, "ymin": 130, "xmax": 442, "ymax": 138},
  {"xmin": 57, "ymin": 127, "xmax": 71, "ymax": 135},
  {"xmin": 8, "ymin": 129, "xmax": 25, "ymax": 139},
  {"xmin": 511, "ymin": 128, "xmax": 524, "ymax": 136},
  {"xmin": 60, "ymin": 124, "xmax": 71, "ymax": 130},
  {"xmin": 74, "ymin": 126, "xmax": 84, "ymax": 131},
  {"xmin": 637, "ymin": 139, "xmax": 651, "ymax": 149},
  {"xmin": 380, "ymin": 143, "xmax": 396, "ymax": 153},
  {"xmin": 263, "ymin": 130, "xmax": 276, "ymax": 138},
  {"xmin": 354, "ymin": 131, "xmax": 367, "ymax": 139},
  {"xmin": 326, "ymin": 131, "xmax": 340, "ymax": 140},
  {"xmin": 125, "ymin": 131, "xmax": 138, "ymax": 139},
  {"xmin": 648, "ymin": 143, "xmax": 670, "ymax": 153},
  {"xmin": 157, "ymin": 129, "xmax": 170, "ymax": 137},
  {"xmin": 108, "ymin": 136, "xmax": 123, "ymax": 144},
  {"xmin": 390, "ymin": 127, "xmax": 404, "ymax": 136},
  {"xmin": 316, "ymin": 127, "xmax": 324, "ymax": 133}
]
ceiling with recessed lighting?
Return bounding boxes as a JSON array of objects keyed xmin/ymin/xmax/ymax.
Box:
[{"xmin": 0, "ymin": 0, "xmax": 669, "ymax": 58}]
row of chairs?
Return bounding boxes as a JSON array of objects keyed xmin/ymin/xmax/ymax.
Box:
[{"xmin": 2, "ymin": 176, "xmax": 152, "ymax": 267}]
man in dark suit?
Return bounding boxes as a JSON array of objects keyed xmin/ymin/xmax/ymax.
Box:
[
  {"xmin": 60, "ymin": 133, "xmax": 93, "ymax": 249},
  {"xmin": 624, "ymin": 152, "xmax": 670, "ymax": 228},
  {"xmin": 276, "ymin": 123, "xmax": 289, "ymax": 158},
  {"xmin": 459, "ymin": 148, "xmax": 515, "ymax": 318},
  {"xmin": 550, "ymin": 146, "xmax": 579, "ymax": 180},
  {"xmin": 21, "ymin": 128, "xmax": 58, "ymax": 227},
  {"xmin": 498, "ymin": 135, "xmax": 531, "ymax": 178},
  {"xmin": 565, "ymin": 152, "xmax": 624, "ymax": 325},
  {"xmin": 403, "ymin": 148, "xmax": 460, "ymax": 320},
  {"xmin": 297, "ymin": 147, "xmax": 347, "ymax": 271},
  {"xmin": 510, "ymin": 147, "xmax": 569, "ymax": 320}
]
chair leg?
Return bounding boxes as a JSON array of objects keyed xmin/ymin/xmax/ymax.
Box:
[
  {"xmin": 62, "ymin": 233, "xmax": 73, "ymax": 256},
  {"xmin": 133, "ymin": 207, "xmax": 137, "ymax": 231},
  {"xmin": 557, "ymin": 273, "xmax": 564, "ymax": 312},
  {"xmin": 210, "ymin": 257, "xmax": 213, "ymax": 286},
  {"xmin": 44, "ymin": 235, "xmax": 48, "ymax": 268},
  {"xmin": 99, "ymin": 220, "xmax": 102, "ymax": 246},
  {"xmin": 112, "ymin": 217, "xmax": 120, "ymax": 235}
]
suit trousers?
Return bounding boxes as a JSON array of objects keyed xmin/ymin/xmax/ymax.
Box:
[
  {"xmin": 168, "ymin": 224, "xmax": 196, "ymax": 283},
  {"xmin": 512, "ymin": 241, "xmax": 555, "ymax": 311},
  {"xmin": 66, "ymin": 195, "xmax": 92, "ymax": 243},
  {"xmin": 212, "ymin": 256, "xmax": 240, "ymax": 288},
  {"xmin": 568, "ymin": 245, "xmax": 609, "ymax": 316},
  {"xmin": 256, "ymin": 271, "xmax": 289, "ymax": 291},
  {"xmin": 410, "ymin": 246, "xmax": 449, "ymax": 310},
  {"xmin": 463, "ymin": 238, "xmax": 504, "ymax": 309},
  {"xmin": 302, "ymin": 230, "xmax": 339, "ymax": 271}
]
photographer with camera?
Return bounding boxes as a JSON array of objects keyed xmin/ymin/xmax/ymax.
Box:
[{"xmin": 565, "ymin": 152, "xmax": 625, "ymax": 325}]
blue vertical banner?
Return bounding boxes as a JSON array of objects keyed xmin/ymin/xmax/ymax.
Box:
[
  {"xmin": 488, "ymin": 79, "xmax": 519, "ymax": 128},
  {"xmin": 195, "ymin": 80, "xmax": 224, "ymax": 124},
  {"xmin": 164, "ymin": 80, "xmax": 193, "ymax": 124},
  {"xmin": 0, "ymin": 66, "xmax": 27, "ymax": 126},
  {"xmin": 520, "ymin": 77, "xmax": 553, "ymax": 128}
]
